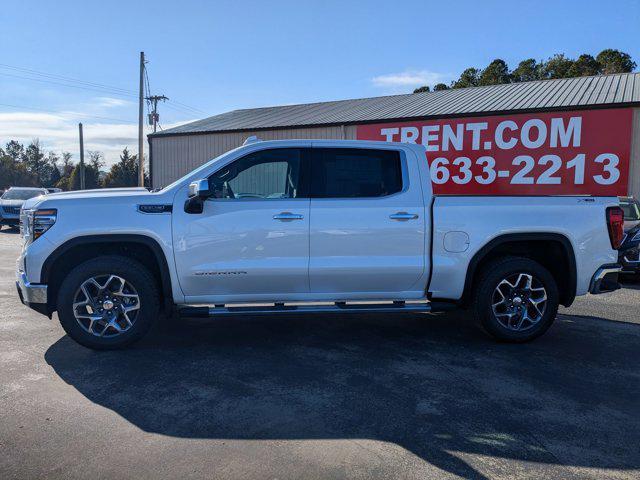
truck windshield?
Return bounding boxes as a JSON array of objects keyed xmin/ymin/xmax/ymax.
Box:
[
  {"xmin": 1, "ymin": 189, "xmax": 45, "ymax": 200},
  {"xmin": 621, "ymin": 201, "xmax": 640, "ymax": 221}
]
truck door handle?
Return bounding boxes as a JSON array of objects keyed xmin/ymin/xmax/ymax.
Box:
[
  {"xmin": 389, "ymin": 212, "xmax": 418, "ymax": 220},
  {"xmin": 273, "ymin": 212, "xmax": 304, "ymax": 221}
]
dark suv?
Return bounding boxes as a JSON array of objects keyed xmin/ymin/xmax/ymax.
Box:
[{"xmin": 619, "ymin": 197, "xmax": 640, "ymax": 275}]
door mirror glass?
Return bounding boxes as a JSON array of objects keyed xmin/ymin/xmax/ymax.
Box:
[{"xmin": 188, "ymin": 178, "xmax": 210, "ymax": 198}]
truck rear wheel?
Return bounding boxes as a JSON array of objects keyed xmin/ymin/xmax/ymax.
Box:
[
  {"xmin": 472, "ymin": 256, "xmax": 559, "ymax": 342},
  {"xmin": 56, "ymin": 255, "xmax": 159, "ymax": 350}
]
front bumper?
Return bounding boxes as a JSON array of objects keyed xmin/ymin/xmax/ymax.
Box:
[
  {"xmin": 589, "ymin": 264, "xmax": 621, "ymax": 294},
  {"xmin": 16, "ymin": 270, "xmax": 49, "ymax": 316}
]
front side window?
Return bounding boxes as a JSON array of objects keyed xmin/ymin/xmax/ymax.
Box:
[
  {"xmin": 208, "ymin": 148, "xmax": 305, "ymax": 199},
  {"xmin": 311, "ymin": 148, "xmax": 403, "ymax": 198}
]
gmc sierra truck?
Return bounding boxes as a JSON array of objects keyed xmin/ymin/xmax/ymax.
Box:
[{"xmin": 16, "ymin": 139, "xmax": 624, "ymax": 349}]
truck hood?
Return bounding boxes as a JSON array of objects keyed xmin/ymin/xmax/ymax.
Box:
[
  {"xmin": 46, "ymin": 187, "xmax": 149, "ymax": 198},
  {"xmin": 22, "ymin": 187, "xmax": 158, "ymax": 210}
]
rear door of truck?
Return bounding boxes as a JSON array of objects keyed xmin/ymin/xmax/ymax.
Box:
[{"xmin": 308, "ymin": 145, "xmax": 427, "ymax": 296}]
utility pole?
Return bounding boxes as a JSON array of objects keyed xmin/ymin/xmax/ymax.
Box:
[
  {"xmin": 78, "ymin": 123, "xmax": 85, "ymax": 190},
  {"xmin": 145, "ymin": 95, "xmax": 168, "ymax": 133},
  {"xmin": 138, "ymin": 51, "xmax": 145, "ymax": 187}
]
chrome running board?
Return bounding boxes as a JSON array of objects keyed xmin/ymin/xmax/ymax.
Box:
[{"xmin": 178, "ymin": 300, "xmax": 456, "ymax": 318}]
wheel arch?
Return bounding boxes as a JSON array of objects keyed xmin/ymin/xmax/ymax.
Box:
[
  {"xmin": 459, "ymin": 233, "xmax": 577, "ymax": 308},
  {"xmin": 41, "ymin": 234, "xmax": 174, "ymax": 314}
]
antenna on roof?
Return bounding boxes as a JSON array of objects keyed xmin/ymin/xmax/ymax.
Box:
[{"xmin": 243, "ymin": 135, "xmax": 261, "ymax": 145}]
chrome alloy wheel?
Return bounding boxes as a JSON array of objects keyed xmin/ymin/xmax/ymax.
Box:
[
  {"xmin": 72, "ymin": 275, "xmax": 140, "ymax": 337},
  {"xmin": 491, "ymin": 273, "xmax": 547, "ymax": 331}
]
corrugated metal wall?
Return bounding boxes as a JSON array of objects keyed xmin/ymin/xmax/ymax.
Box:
[
  {"xmin": 150, "ymin": 112, "xmax": 640, "ymax": 198},
  {"xmin": 150, "ymin": 125, "xmax": 356, "ymax": 188}
]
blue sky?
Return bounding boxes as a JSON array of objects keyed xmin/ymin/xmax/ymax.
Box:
[{"xmin": 1, "ymin": 0, "xmax": 639, "ymax": 165}]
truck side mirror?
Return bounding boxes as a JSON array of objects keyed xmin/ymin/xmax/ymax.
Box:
[
  {"xmin": 184, "ymin": 179, "xmax": 209, "ymax": 214},
  {"xmin": 188, "ymin": 179, "xmax": 210, "ymax": 198}
]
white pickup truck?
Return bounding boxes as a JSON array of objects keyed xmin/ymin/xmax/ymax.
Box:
[{"xmin": 16, "ymin": 139, "xmax": 624, "ymax": 349}]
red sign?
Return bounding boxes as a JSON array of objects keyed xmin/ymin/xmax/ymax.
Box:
[{"xmin": 357, "ymin": 108, "xmax": 632, "ymax": 195}]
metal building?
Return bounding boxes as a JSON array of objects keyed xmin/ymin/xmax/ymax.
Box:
[{"xmin": 149, "ymin": 72, "xmax": 640, "ymax": 197}]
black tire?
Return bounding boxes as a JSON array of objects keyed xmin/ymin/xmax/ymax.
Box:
[
  {"xmin": 472, "ymin": 256, "xmax": 559, "ymax": 343},
  {"xmin": 56, "ymin": 255, "xmax": 160, "ymax": 350}
]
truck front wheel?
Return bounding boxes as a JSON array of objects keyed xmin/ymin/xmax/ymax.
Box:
[
  {"xmin": 56, "ymin": 255, "xmax": 160, "ymax": 350},
  {"xmin": 472, "ymin": 256, "xmax": 559, "ymax": 342}
]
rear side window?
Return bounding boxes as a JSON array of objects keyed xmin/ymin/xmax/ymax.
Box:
[{"xmin": 311, "ymin": 148, "xmax": 403, "ymax": 198}]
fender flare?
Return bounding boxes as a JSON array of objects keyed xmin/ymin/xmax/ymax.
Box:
[
  {"xmin": 41, "ymin": 234, "xmax": 174, "ymax": 312},
  {"xmin": 459, "ymin": 232, "xmax": 577, "ymax": 307}
]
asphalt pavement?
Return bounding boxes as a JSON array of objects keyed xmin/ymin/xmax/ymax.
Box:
[{"xmin": 0, "ymin": 229, "xmax": 639, "ymax": 479}]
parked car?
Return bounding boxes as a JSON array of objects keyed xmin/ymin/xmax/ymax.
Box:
[
  {"xmin": 0, "ymin": 187, "xmax": 48, "ymax": 230},
  {"xmin": 619, "ymin": 196, "xmax": 640, "ymax": 232},
  {"xmin": 16, "ymin": 140, "xmax": 623, "ymax": 350},
  {"xmin": 619, "ymin": 223, "xmax": 640, "ymax": 275},
  {"xmin": 46, "ymin": 188, "xmax": 62, "ymax": 194}
]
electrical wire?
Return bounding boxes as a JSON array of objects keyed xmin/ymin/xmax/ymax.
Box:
[
  {"xmin": 0, "ymin": 63, "xmax": 135, "ymax": 95},
  {"xmin": 0, "ymin": 62, "xmax": 206, "ymax": 118},
  {"xmin": 0, "ymin": 71, "xmax": 137, "ymax": 99},
  {"xmin": 167, "ymin": 99, "xmax": 207, "ymax": 115},
  {"xmin": 0, "ymin": 102, "xmax": 135, "ymax": 123}
]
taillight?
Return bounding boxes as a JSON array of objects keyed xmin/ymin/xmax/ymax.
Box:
[{"xmin": 606, "ymin": 206, "xmax": 624, "ymax": 249}]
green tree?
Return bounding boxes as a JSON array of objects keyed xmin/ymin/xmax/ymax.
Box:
[
  {"xmin": 87, "ymin": 151, "xmax": 104, "ymax": 170},
  {"xmin": 5, "ymin": 140, "xmax": 25, "ymax": 162},
  {"xmin": 0, "ymin": 154, "xmax": 37, "ymax": 188},
  {"xmin": 60, "ymin": 152, "xmax": 74, "ymax": 176},
  {"xmin": 45, "ymin": 152, "xmax": 61, "ymax": 187},
  {"xmin": 452, "ymin": 67, "xmax": 481, "ymax": 88},
  {"xmin": 512, "ymin": 59, "xmax": 542, "ymax": 82},
  {"xmin": 55, "ymin": 152, "xmax": 75, "ymax": 191},
  {"xmin": 541, "ymin": 54, "xmax": 574, "ymax": 79},
  {"xmin": 433, "ymin": 83, "xmax": 449, "ymax": 91},
  {"xmin": 596, "ymin": 49, "xmax": 637, "ymax": 74},
  {"xmin": 413, "ymin": 85, "xmax": 430, "ymax": 93},
  {"xmin": 22, "ymin": 139, "xmax": 57, "ymax": 186},
  {"xmin": 568, "ymin": 54, "xmax": 600, "ymax": 77},
  {"xmin": 69, "ymin": 163, "xmax": 101, "ymax": 190},
  {"xmin": 479, "ymin": 59, "xmax": 511, "ymax": 86},
  {"xmin": 103, "ymin": 148, "xmax": 141, "ymax": 187}
]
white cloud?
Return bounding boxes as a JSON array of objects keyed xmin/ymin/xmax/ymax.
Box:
[
  {"xmin": 96, "ymin": 97, "xmax": 132, "ymax": 108},
  {"xmin": 371, "ymin": 69, "xmax": 449, "ymax": 91},
  {"xmin": 0, "ymin": 110, "xmax": 193, "ymax": 167}
]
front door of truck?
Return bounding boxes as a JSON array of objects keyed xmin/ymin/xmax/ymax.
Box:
[
  {"xmin": 172, "ymin": 148, "xmax": 311, "ymax": 302},
  {"xmin": 309, "ymin": 147, "xmax": 426, "ymax": 296}
]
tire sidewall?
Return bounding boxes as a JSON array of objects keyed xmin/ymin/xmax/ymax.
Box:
[
  {"xmin": 57, "ymin": 256, "xmax": 159, "ymax": 349},
  {"xmin": 475, "ymin": 258, "xmax": 559, "ymax": 342}
]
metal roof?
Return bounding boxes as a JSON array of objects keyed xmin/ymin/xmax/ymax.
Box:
[{"xmin": 154, "ymin": 72, "xmax": 640, "ymax": 136}]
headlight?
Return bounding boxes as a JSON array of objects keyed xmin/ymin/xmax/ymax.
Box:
[
  {"xmin": 23, "ymin": 208, "xmax": 57, "ymax": 242},
  {"xmin": 632, "ymin": 230, "xmax": 640, "ymax": 242}
]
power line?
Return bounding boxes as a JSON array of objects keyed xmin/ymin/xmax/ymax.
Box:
[
  {"xmin": 0, "ymin": 63, "xmax": 135, "ymax": 95},
  {"xmin": 167, "ymin": 99, "xmax": 207, "ymax": 115},
  {"xmin": 163, "ymin": 101, "xmax": 203, "ymax": 117},
  {"xmin": 0, "ymin": 102, "xmax": 135, "ymax": 123},
  {"xmin": 0, "ymin": 71, "xmax": 138, "ymax": 98},
  {"xmin": 0, "ymin": 62, "xmax": 206, "ymax": 115}
]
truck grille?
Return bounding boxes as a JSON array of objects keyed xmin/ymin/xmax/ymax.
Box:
[{"xmin": 2, "ymin": 206, "xmax": 20, "ymax": 215}]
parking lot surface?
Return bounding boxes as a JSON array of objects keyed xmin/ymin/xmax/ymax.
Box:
[{"xmin": 1, "ymin": 229, "xmax": 639, "ymax": 479}]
